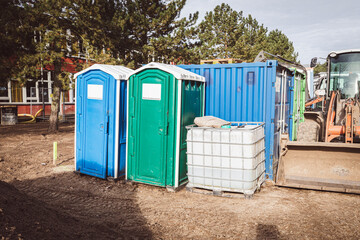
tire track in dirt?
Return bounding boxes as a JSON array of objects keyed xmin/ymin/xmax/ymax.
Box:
[
  {"xmin": 2, "ymin": 123, "xmax": 360, "ymax": 239},
  {"xmin": 11, "ymin": 175, "xmax": 153, "ymax": 238},
  {"xmin": 14, "ymin": 181, "xmax": 136, "ymax": 217}
]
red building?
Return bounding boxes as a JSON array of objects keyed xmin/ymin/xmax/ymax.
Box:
[{"xmin": 0, "ymin": 57, "xmax": 89, "ymax": 117}]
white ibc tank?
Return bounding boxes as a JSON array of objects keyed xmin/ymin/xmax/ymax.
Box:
[{"xmin": 186, "ymin": 123, "xmax": 265, "ymax": 195}]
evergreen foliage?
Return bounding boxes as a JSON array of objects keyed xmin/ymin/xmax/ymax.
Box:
[
  {"xmin": 197, "ymin": 3, "xmax": 242, "ymax": 59},
  {"xmin": 0, "ymin": 1, "xmax": 299, "ymax": 131},
  {"xmin": 197, "ymin": 3, "xmax": 298, "ymax": 62},
  {"xmin": 314, "ymin": 62, "xmax": 328, "ymax": 75},
  {"xmin": 0, "ymin": 0, "xmax": 32, "ymax": 81}
]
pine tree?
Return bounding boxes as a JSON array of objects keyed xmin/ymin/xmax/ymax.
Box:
[
  {"xmin": 147, "ymin": 11, "xmax": 199, "ymax": 64},
  {"xmin": 234, "ymin": 14, "xmax": 268, "ymax": 61},
  {"xmin": 314, "ymin": 62, "xmax": 327, "ymax": 75},
  {"xmin": 0, "ymin": 0, "xmax": 32, "ymax": 83},
  {"xmin": 196, "ymin": 4, "xmax": 298, "ymax": 62},
  {"xmin": 13, "ymin": 0, "xmax": 85, "ymax": 132},
  {"xmin": 265, "ymin": 29, "xmax": 298, "ymax": 62},
  {"xmin": 197, "ymin": 3, "xmax": 242, "ymax": 59},
  {"xmin": 74, "ymin": 0, "xmax": 126, "ymax": 62},
  {"xmin": 122, "ymin": 0, "xmax": 198, "ymax": 66}
]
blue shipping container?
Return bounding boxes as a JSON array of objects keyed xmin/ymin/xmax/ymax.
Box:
[
  {"xmin": 179, "ymin": 61, "xmax": 294, "ymax": 179},
  {"xmin": 74, "ymin": 64, "xmax": 134, "ymax": 179}
]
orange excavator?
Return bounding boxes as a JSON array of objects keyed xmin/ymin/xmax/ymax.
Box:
[
  {"xmin": 326, "ymin": 90, "xmax": 360, "ymax": 143},
  {"xmin": 277, "ymin": 49, "xmax": 360, "ymax": 194}
]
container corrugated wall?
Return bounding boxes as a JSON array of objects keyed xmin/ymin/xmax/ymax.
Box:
[{"xmin": 179, "ymin": 61, "xmax": 293, "ymax": 180}]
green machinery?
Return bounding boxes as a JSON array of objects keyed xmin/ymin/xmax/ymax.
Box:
[{"xmin": 290, "ymin": 68, "xmax": 306, "ymax": 141}]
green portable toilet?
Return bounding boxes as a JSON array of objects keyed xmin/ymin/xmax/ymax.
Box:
[
  {"xmin": 126, "ymin": 62, "xmax": 205, "ymax": 189},
  {"xmin": 290, "ymin": 68, "xmax": 306, "ymax": 141}
]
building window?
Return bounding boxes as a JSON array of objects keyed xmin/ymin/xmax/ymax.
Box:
[
  {"xmin": 26, "ymin": 80, "xmax": 37, "ymax": 102},
  {"xmin": 64, "ymin": 80, "xmax": 75, "ymax": 103},
  {"xmin": 0, "ymin": 81, "xmax": 8, "ymax": 97},
  {"xmin": 0, "ymin": 81, "xmax": 10, "ymax": 102},
  {"xmin": 38, "ymin": 81, "xmax": 49, "ymax": 103},
  {"xmin": 0, "ymin": 69, "xmax": 78, "ymax": 105},
  {"xmin": 41, "ymin": 70, "xmax": 49, "ymax": 81},
  {"xmin": 11, "ymin": 81, "xmax": 23, "ymax": 103}
]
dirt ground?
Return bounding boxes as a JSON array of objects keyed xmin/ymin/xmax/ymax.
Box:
[{"xmin": 0, "ymin": 122, "xmax": 359, "ymax": 240}]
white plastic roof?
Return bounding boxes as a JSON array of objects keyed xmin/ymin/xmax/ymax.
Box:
[
  {"xmin": 74, "ymin": 64, "xmax": 134, "ymax": 80},
  {"xmin": 128, "ymin": 62, "xmax": 205, "ymax": 82},
  {"xmin": 329, "ymin": 49, "xmax": 360, "ymax": 56}
]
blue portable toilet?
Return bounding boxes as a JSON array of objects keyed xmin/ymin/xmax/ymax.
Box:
[{"xmin": 74, "ymin": 64, "xmax": 134, "ymax": 179}]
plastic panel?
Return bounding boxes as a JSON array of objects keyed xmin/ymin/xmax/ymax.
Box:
[
  {"xmin": 127, "ymin": 68, "xmax": 205, "ymax": 187},
  {"xmin": 186, "ymin": 123, "xmax": 265, "ymax": 194},
  {"xmin": 75, "ymin": 69, "xmax": 127, "ymax": 179},
  {"xmin": 178, "ymin": 80, "xmax": 205, "ymax": 185}
]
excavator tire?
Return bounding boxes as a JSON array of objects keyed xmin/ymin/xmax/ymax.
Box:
[{"xmin": 297, "ymin": 120, "xmax": 319, "ymax": 142}]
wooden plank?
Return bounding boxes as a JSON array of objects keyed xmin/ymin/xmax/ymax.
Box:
[
  {"xmin": 186, "ymin": 186, "xmax": 255, "ymax": 199},
  {"xmin": 286, "ymin": 141, "xmax": 360, "ymax": 149},
  {"xmin": 277, "ymin": 182, "xmax": 360, "ymax": 194}
]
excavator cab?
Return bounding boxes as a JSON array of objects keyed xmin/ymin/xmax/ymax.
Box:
[
  {"xmin": 276, "ymin": 50, "xmax": 360, "ymax": 194},
  {"xmin": 326, "ymin": 52, "xmax": 360, "ymax": 143},
  {"xmin": 328, "ymin": 52, "xmax": 360, "ymax": 100}
]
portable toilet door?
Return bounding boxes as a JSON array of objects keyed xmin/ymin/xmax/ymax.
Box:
[
  {"xmin": 126, "ymin": 62, "xmax": 205, "ymax": 188},
  {"xmin": 74, "ymin": 64, "xmax": 134, "ymax": 179}
]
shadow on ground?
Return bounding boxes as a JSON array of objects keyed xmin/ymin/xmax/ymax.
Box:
[
  {"xmin": 0, "ymin": 122, "xmax": 73, "ymax": 136},
  {"xmin": 256, "ymin": 223, "xmax": 281, "ymax": 240},
  {"xmin": 0, "ymin": 172, "xmax": 152, "ymax": 239}
]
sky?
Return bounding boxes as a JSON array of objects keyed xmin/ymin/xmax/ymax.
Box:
[{"xmin": 180, "ymin": 0, "xmax": 360, "ymax": 64}]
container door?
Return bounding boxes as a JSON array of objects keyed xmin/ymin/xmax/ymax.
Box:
[
  {"xmin": 80, "ymin": 76, "xmax": 109, "ymax": 178},
  {"xmin": 132, "ymin": 72, "xmax": 169, "ymax": 186}
]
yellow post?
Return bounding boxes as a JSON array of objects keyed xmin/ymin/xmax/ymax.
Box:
[{"xmin": 53, "ymin": 142, "xmax": 57, "ymax": 165}]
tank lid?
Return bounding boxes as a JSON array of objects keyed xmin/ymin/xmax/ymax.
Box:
[
  {"xmin": 128, "ymin": 62, "xmax": 205, "ymax": 82},
  {"xmin": 74, "ymin": 64, "xmax": 134, "ymax": 80}
]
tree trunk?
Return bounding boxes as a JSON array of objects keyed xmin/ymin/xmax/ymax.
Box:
[{"xmin": 48, "ymin": 60, "xmax": 62, "ymax": 132}]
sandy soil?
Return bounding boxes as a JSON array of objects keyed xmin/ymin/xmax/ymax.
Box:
[{"xmin": 0, "ymin": 122, "xmax": 359, "ymax": 239}]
